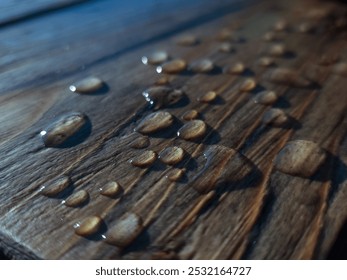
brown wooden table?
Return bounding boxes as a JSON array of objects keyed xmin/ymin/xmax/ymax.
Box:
[{"xmin": 0, "ymin": 0, "xmax": 347, "ymax": 259}]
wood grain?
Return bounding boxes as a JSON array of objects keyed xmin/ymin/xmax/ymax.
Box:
[{"xmin": 0, "ymin": 0, "xmax": 347, "ymax": 259}]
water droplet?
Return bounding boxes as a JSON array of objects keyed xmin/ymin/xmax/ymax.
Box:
[
  {"xmin": 176, "ymin": 34, "xmax": 198, "ymax": 46},
  {"xmin": 216, "ymin": 28, "xmax": 233, "ymax": 41},
  {"xmin": 130, "ymin": 135, "xmax": 150, "ymax": 149},
  {"xmin": 258, "ymin": 57, "xmax": 275, "ymax": 67},
  {"xmin": 74, "ymin": 216, "xmax": 103, "ymax": 237},
  {"xmin": 156, "ymin": 59, "xmax": 187, "ymax": 74},
  {"xmin": 182, "ymin": 110, "xmax": 199, "ymax": 121},
  {"xmin": 332, "ymin": 63, "xmax": 347, "ymax": 76},
  {"xmin": 298, "ymin": 22, "xmax": 315, "ymax": 33},
  {"xmin": 253, "ymin": 90, "xmax": 278, "ymax": 105},
  {"xmin": 265, "ymin": 68, "xmax": 312, "ymax": 88},
  {"xmin": 142, "ymin": 86, "xmax": 185, "ymax": 110},
  {"xmin": 105, "ymin": 212, "xmax": 144, "ymax": 247},
  {"xmin": 99, "ymin": 181, "xmax": 123, "ymax": 198},
  {"xmin": 159, "ymin": 146, "xmax": 185, "ymax": 165},
  {"xmin": 274, "ymin": 140, "xmax": 327, "ymax": 178},
  {"xmin": 166, "ymin": 168, "xmax": 185, "ymax": 182},
  {"xmin": 39, "ymin": 175, "xmax": 71, "ymax": 197},
  {"xmin": 63, "ymin": 190, "xmax": 89, "ymax": 207},
  {"xmin": 263, "ymin": 31, "xmax": 277, "ymax": 42},
  {"xmin": 130, "ymin": 150, "xmax": 157, "ymax": 167},
  {"xmin": 189, "ymin": 145, "xmax": 255, "ymax": 194},
  {"xmin": 262, "ymin": 108, "xmax": 289, "ymax": 126},
  {"xmin": 198, "ymin": 91, "xmax": 217, "ymax": 103},
  {"xmin": 135, "ymin": 111, "xmax": 174, "ymax": 134},
  {"xmin": 189, "ymin": 59, "xmax": 214, "ymax": 73},
  {"xmin": 319, "ymin": 54, "xmax": 339, "ymax": 66},
  {"xmin": 155, "ymin": 76, "xmax": 170, "ymax": 85},
  {"xmin": 268, "ymin": 43, "xmax": 286, "ymax": 57},
  {"xmin": 223, "ymin": 62, "xmax": 245, "ymax": 75},
  {"xmin": 40, "ymin": 112, "xmax": 88, "ymax": 147},
  {"xmin": 141, "ymin": 51, "xmax": 168, "ymax": 65},
  {"xmin": 239, "ymin": 78, "xmax": 257, "ymax": 92},
  {"xmin": 218, "ymin": 42, "xmax": 234, "ymax": 53},
  {"xmin": 69, "ymin": 77, "xmax": 104, "ymax": 93},
  {"xmin": 177, "ymin": 120, "xmax": 207, "ymax": 141},
  {"xmin": 273, "ymin": 20, "xmax": 288, "ymax": 32}
]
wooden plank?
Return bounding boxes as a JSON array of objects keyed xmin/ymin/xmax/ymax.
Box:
[{"xmin": 1, "ymin": 0, "xmax": 347, "ymax": 259}]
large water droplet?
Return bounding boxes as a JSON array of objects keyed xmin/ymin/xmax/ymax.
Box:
[
  {"xmin": 39, "ymin": 175, "xmax": 71, "ymax": 197},
  {"xmin": 262, "ymin": 108, "xmax": 289, "ymax": 126},
  {"xmin": 223, "ymin": 62, "xmax": 245, "ymax": 75},
  {"xmin": 141, "ymin": 51, "xmax": 168, "ymax": 65},
  {"xmin": 62, "ymin": 190, "xmax": 89, "ymax": 207},
  {"xmin": 105, "ymin": 212, "xmax": 144, "ymax": 247},
  {"xmin": 135, "ymin": 111, "xmax": 174, "ymax": 134},
  {"xmin": 142, "ymin": 86, "xmax": 185, "ymax": 110},
  {"xmin": 182, "ymin": 110, "xmax": 199, "ymax": 121},
  {"xmin": 175, "ymin": 34, "xmax": 198, "ymax": 46},
  {"xmin": 189, "ymin": 59, "xmax": 214, "ymax": 73},
  {"xmin": 130, "ymin": 150, "xmax": 157, "ymax": 167},
  {"xmin": 159, "ymin": 146, "xmax": 185, "ymax": 165},
  {"xmin": 198, "ymin": 91, "xmax": 217, "ymax": 103},
  {"xmin": 253, "ymin": 90, "xmax": 278, "ymax": 105},
  {"xmin": 189, "ymin": 145, "xmax": 256, "ymax": 194},
  {"xmin": 130, "ymin": 134, "xmax": 150, "ymax": 149},
  {"xmin": 156, "ymin": 59, "xmax": 187, "ymax": 74},
  {"xmin": 40, "ymin": 112, "xmax": 88, "ymax": 148},
  {"xmin": 69, "ymin": 77, "xmax": 104, "ymax": 94},
  {"xmin": 74, "ymin": 216, "xmax": 103, "ymax": 237},
  {"xmin": 265, "ymin": 68, "xmax": 312, "ymax": 88},
  {"xmin": 239, "ymin": 78, "xmax": 257, "ymax": 92},
  {"xmin": 177, "ymin": 120, "xmax": 207, "ymax": 141},
  {"xmin": 274, "ymin": 140, "xmax": 327, "ymax": 178},
  {"xmin": 99, "ymin": 181, "xmax": 123, "ymax": 198},
  {"xmin": 166, "ymin": 168, "xmax": 185, "ymax": 182}
]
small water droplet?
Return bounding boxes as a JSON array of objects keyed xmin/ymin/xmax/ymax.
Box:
[
  {"xmin": 39, "ymin": 175, "xmax": 71, "ymax": 197},
  {"xmin": 268, "ymin": 43, "xmax": 286, "ymax": 57},
  {"xmin": 99, "ymin": 181, "xmax": 123, "ymax": 198},
  {"xmin": 135, "ymin": 111, "xmax": 174, "ymax": 134},
  {"xmin": 69, "ymin": 77, "xmax": 104, "ymax": 94},
  {"xmin": 130, "ymin": 135, "xmax": 150, "ymax": 149},
  {"xmin": 175, "ymin": 34, "xmax": 198, "ymax": 46},
  {"xmin": 189, "ymin": 59, "xmax": 214, "ymax": 73},
  {"xmin": 189, "ymin": 145, "xmax": 255, "ymax": 194},
  {"xmin": 177, "ymin": 120, "xmax": 207, "ymax": 141},
  {"xmin": 157, "ymin": 59, "xmax": 187, "ymax": 74},
  {"xmin": 105, "ymin": 212, "xmax": 144, "ymax": 247},
  {"xmin": 223, "ymin": 62, "xmax": 245, "ymax": 75},
  {"xmin": 155, "ymin": 76, "xmax": 170, "ymax": 85},
  {"xmin": 253, "ymin": 90, "xmax": 278, "ymax": 105},
  {"xmin": 74, "ymin": 216, "xmax": 103, "ymax": 237},
  {"xmin": 159, "ymin": 146, "xmax": 185, "ymax": 165},
  {"xmin": 141, "ymin": 51, "xmax": 168, "ymax": 65},
  {"xmin": 298, "ymin": 22, "xmax": 315, "ymax": 33},
  {"xmin": 40, "ymin": 112, "xmax": 88, "ymax": 147},
  {"xmin": 265, "ymin": 68, "xmax": 312, "ymax": 88},
  {"xmin": 239, "ymin": 78, "xmax": 257, "ymax": 92},
  {"xmin": 319, "ymin": 54, "xmax": 339, "ymax": 66},
  {"xmin": 218, "ymin": 42, "xmax": 234, "ymax": 53},
  {"xmin": 258, "ymin": 57, "xmax": 275, "ymax": 67},
  {"xmin": 63, "ymin": 190, "xmax": 89, "ymax": 207},
  {"xmin": 166, "ymin": 168, "xmax": 185, "ymax": 181},
  {"xmin": 274, "ymin": 140, "xmax": 327, "ymax": 178},
  {"xmin": 273, "ymin": 20, "xmax": 288, "ymax": 32},
  {"xmin": 182, "ymin": 110, "xmax": 199, "ymax": 121},
  {"xmin": 130, "ymin": 150, "xmax": 157, "ymax": 167},
  {"xmin": 198, "ymin": 91, "xmax": 217, "ymax": 103},
  {"xmin": 262, "ymin": 108, "xmax": 289, "ymax": 126},
  {"xmin": 142, "ymin": 86, "xmax": 185, "ymax": 110}
]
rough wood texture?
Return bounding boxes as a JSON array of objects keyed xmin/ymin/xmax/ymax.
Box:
[{"xmin": 0, "ymin": 0, "xmax": 347, "ymax": 259}]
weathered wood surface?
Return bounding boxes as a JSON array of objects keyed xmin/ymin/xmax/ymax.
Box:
[{"xmin": 0, "ymin": 0, "xmax": 347, "ymax": 259}]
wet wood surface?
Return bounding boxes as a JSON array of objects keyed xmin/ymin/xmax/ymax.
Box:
[{"xmin": 0, "ymin": 0, "xmax": 347, "ymax": 259}]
